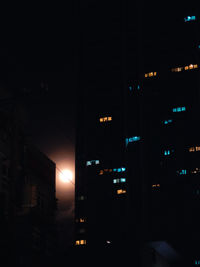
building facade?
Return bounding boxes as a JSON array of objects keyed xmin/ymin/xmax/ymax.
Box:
[
  {"xmin": 75, "ymin": 1, "xmax": 200, "ymax": 265},
  {"xmin": 0, "ymin": 87, "xmax": 57, "ymax": 267}
]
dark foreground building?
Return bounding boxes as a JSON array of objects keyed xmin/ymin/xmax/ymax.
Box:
[
  {"xmin": 0, "ymin": 86, "xmax": 57, "ymax": 267},
  {"xmin": 75, "ymin": 1, "xmax": 200, "ymax": 266}
]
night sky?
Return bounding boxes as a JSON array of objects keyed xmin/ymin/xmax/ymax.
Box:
[{"xmin": 1, "ymin": 2, "xmax": 76, "ymax": 251}]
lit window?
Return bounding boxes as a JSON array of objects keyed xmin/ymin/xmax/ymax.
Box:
[
  {"xmin": 172, "ymin": 106, "xmax": 186, "ymax": 112},
  {"xmin": 152, "ymin": 184, "xmax": 160, "ymax": 188},
  {"xmin": 144, "ymin": 71, "xmax": 157, "ymax": 78},
  {"xmin": 163, "ymin": 149, "xmax": 174, "ymax": 156},
  {"xmin": 137, "ymin": 85, "xmax": 140, "ymax": 90},
  {"xmin": 184, "ymin": 64, "xmax": 198, "ymax": 70},
  {"xmin": 191, "ymin": 168, "xmax": 200, "ymax": 174},
  {"xmin": 76, "ymin": 218, "xmax": 86, "ymax": 223},
  {"xmin": 113, "ymin": 167, "xmax": 126, "ymax": 172},
  {"xmin": 99, "ymin": 170, "xmax": 104, "ymax": 175},
  {"xmin": 171, "ymin": 67, "xmax": 183, "ymax": 72},
  {"xmin": 99, "ymin": 116, "xmax": 112, "ymax": 123},
  {"xmin": 195, "ymin": 260, "xmax": 200, "ymax": 265},
  {"xmin": 113, "ymin": 178, "xmax": 126, "ymax": 184},
  {"xmin": 117, "ymin": 189, "xmax": 126, "ymax": 194},
  {"xmin": 86, "ymin": 160, "xmax": 100, "ymax": 166},
  {"xmin": 126, "ymin": 136, "xmax": 141, "ymax": 146},
  {"xmin": 129, "ymin": 85, "xmax": 133, "ymax": 91},
  {"xmin": 75, "ymin": 240, "xmax": 86, "ymax": 246},
  {"xmin": 189, "ymin": 147, "xmax": 195, "ymax": 152},
  {"xmin": 162, "ymin": 119, "xmax": 173, "ymax": 125},
  {"xmin": 171, "ymin": 64, "xmax": 198, "ymax": 72},
  {"xmin": 184, "ymin": 16, "xmax": 196, "ymax": 22},
  {"xmin": 176, "ymin": 169, "xmax": 187, "ymax": 175},
  {"xmin": 189, "ymin": 146, "xmax": 200, "ymax": 152},
  {"xmin": 109, "ymin": 169, "xmax": 112, "ymax": 172}
]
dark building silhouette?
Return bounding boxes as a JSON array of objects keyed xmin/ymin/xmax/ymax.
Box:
[
  {"xmin": 75, "ymin": 1, "xmax": 200, "ymax": 266},
  {"xmin": 0, "ymin": 85, "xmax": 57, "ymax": 266}
]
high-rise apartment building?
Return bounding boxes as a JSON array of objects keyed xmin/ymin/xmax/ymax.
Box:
[{"xmin": 75, "ymin": 1, "xmax": 200, "ymax": 265}]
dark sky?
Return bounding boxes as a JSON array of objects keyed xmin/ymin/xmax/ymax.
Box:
[{"xmin": 1, "ymin": 2, "xmax": 77, "ymax": 250}]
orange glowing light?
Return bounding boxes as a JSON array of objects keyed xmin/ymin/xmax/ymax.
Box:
[{"xmin": 59, "ymin": 169, "xmax": 73, "ymax": 183}]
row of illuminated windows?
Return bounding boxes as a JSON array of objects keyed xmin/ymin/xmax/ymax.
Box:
[
  {"xmin": 172, "ymin": 106, "xmax": 186, "ymax": 112},
  {"xmin": 86, "ymin": 160, "xmax": 100, "ymax": 166},
  {"xmin": 184, "ymin": 15, "xmax": 196, "ymax": 22},
  {"xmin": 144, "ymin": 72, "xmax": 157, "ymax": 78},
  {"xmin": 189, "ymin": 146, "xmax": 200, "ymax": 152},
  {"xmin": 171, "ymin": 64, "xmax": 198, "ymax": 72},
  {"xmin": 152, "ymin": 184, "xmax": 160, "ymax": 188},
  {"xmin": 99, "ymin": 116, "xmax": 112, "ymax": 122},
  {"xmin": 128, "ymin": 84, "xmax": 140, "ymax": 91},
  {"xmin": 125, "ymin": 136, "xmax": 141, "ymax": 147},
  {"xmin": 164, "ymin": 146, "xmax": 200, "ymax": 155},
  {"xmin": 144, "ymin": 64, "xmax": 198, "ymax": 79},
  {"xmin": 176, "ymin": 168, "xmax": 200, "ymax": 175},
  {"xmin": 117, "ymin": 189, "xmax": 126, "ymax": 195},
  {"xmin": 75, "ymin": 240, "xmax": 86, "ymax": 246},
  {"xmin": 113, "ymin": 178, "xmax": 126, "ymax": 184},
  {"xmin": 99, "ymin": 167, "xmax": 126, "ymax": 174}
]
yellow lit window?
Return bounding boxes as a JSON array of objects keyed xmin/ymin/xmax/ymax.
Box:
[
  {"xmin": 145, "ymin": 71, "xmax": 157, "ymax": 78},
  {"xmin": 117, "ymin": 189, "xmax": 126, "ymax": 194},
  {"xmin": 109, "ymin": 169, "xmax": 112, "ymax": 172},
  {"xmin": 100, "ymin": 118, "xmax": 103, "ymax": 122},
  {"xmin": 103, "ymin": 117, "xmax": 107, "ymax": 122},
  {"xmin": 80, "ymin": 218, "xmax": 86, "ymax": 223},
  {"xmin": 108, "ymin": 117, "xmax": 112, "ymax": 121},
  {"xmin": 185, "ymin": 66, "xmax": 189, "ymax": 70},
  {"xmin": 104, "ymin": 169, "xmax": 108, "ymax": 172},
  {"xmin": 99, "ymin": 170, "xmax": 104, "ymax": 175},
  {"xmin": 171, "ymin": 67, "xmax": 183, "ymax": 72},
  {"xmin": 75, "ymin": 240, "xmax": 86, "ymax": 246},
  {"xmin": 196, "ymin": 146, "xmax": 200, "ymax": 151},
  {"xmin": 194, "ymin": 64, "xmax": 198, "ymax": 69},
  {"xmin": 152, "ymin": 184, "xmax": 160, "ymax": 188},
  {"xmin": 189, "ymin": 147, "xmax": 195, "ymax": 152},
  {"xmin": 189, "ymin": 64, "xmax": 194, "ymax": 69},
  {"xmin": 149, "ymin": 72, "xmax": 153, "ymax": 77}
]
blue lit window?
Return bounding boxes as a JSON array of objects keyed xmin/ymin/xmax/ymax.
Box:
[
  {"xmin": 172, "ymin": 106, "xmax": 186, "ymax": 113},
  {"xmin": 164, "ymin": 149, "xmax": 174, "ymax": 156},
  {"xmin": 86, "ymin": 160, "xmax": 100, "ymax": 166},
  {"xmin": 176, "ymin": 169, "xmax": 187, "ymax": 175},
  {"xmin": 113, "ymin": 178, "xmax": 126, "ymax": 184},
  {"xmin": 129, "ymin": 85, "xmax": 133, "ymax": 91},
  {"xmin": 163, "ymin": 119, "xmax": 173, "ymax": 125},
  {"xmin": 125, "ymin": 136, "xmax": 141, "ymax": 146},
  {"xmin": 184, "ymin": 16, "xmax": 196, "ymax": 22},
  {"xmin": 113, "ymin": 167, "xmax": 126, "ymax": 172},
  {"xmin": 195, "ymin": 260, "xmax": 200, "ymax": 265},
  {"xmin": 137, "ymin": 85, "xmax": 140, "ymax": 90}
]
